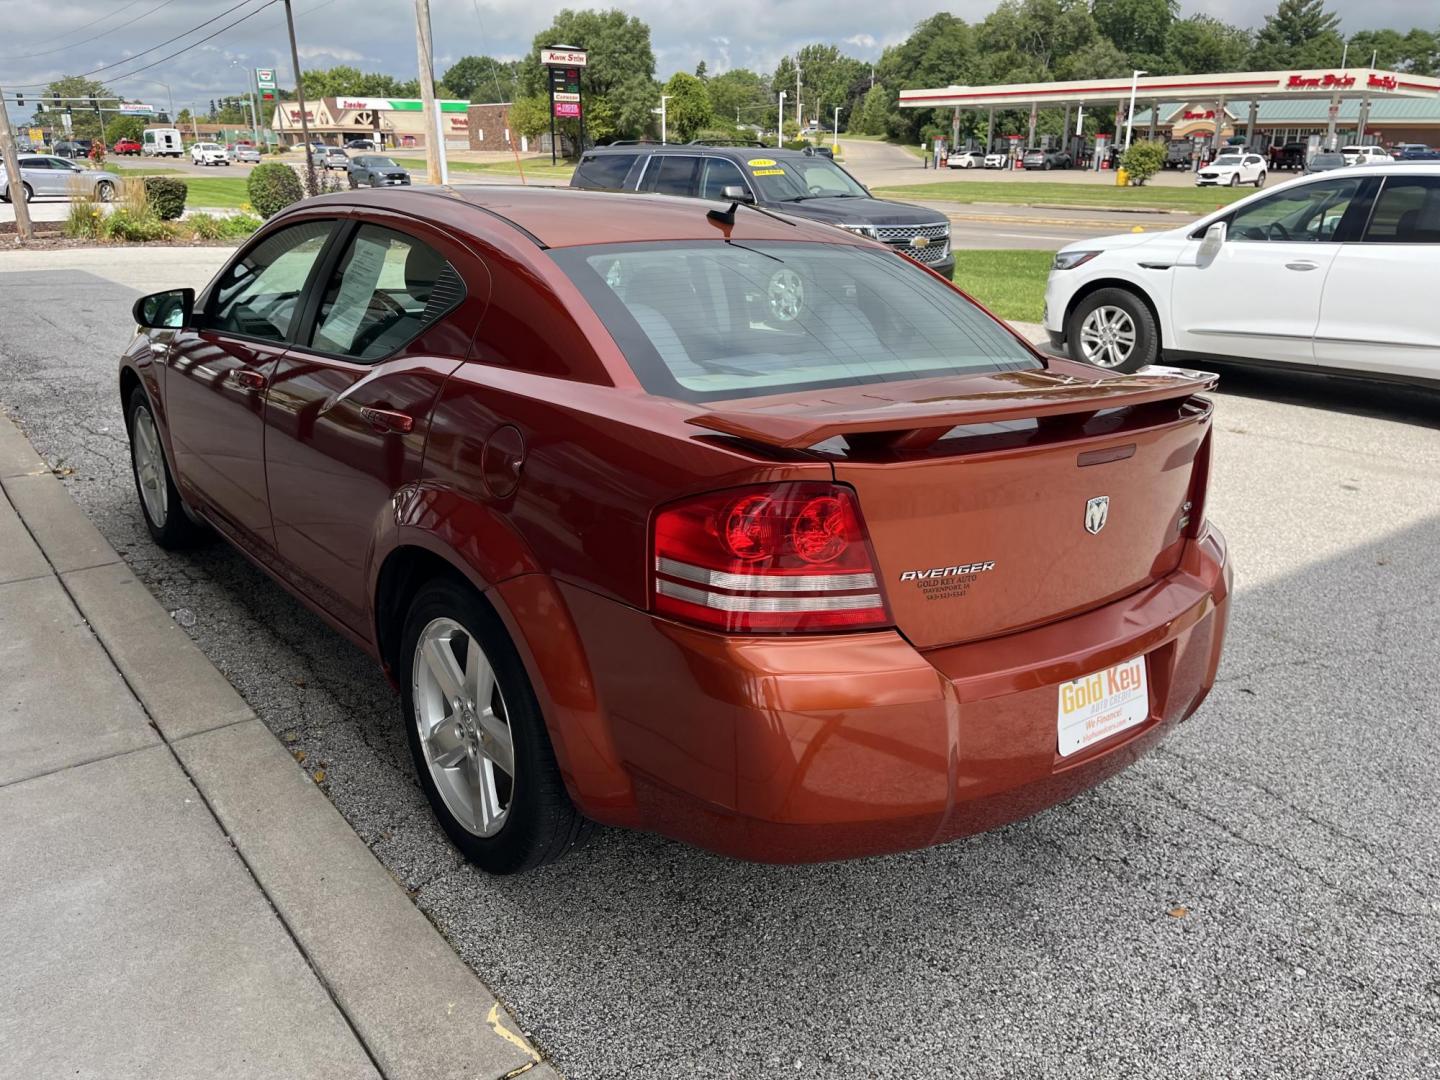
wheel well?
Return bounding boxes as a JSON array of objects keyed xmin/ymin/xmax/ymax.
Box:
[
  {"xmin": 373, "ymin": 546, "xmax": 475, "ymax": 674},
  {"xmin": 119, "ymin": 367, "xmax": 143, "ymax": 424},
  {"xmin": 1063, "ymin": 278, "xmax": 1163, "ymax": 352}
]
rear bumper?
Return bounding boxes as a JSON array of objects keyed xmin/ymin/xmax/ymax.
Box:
[{"xmin": 560, "ymin": 526, "xmax": 1231, "ymax": 862}]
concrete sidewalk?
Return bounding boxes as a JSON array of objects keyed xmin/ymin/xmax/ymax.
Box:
[{"xmin": 0, "ymin": 416, "xmax": 555, "ymax": 1079}]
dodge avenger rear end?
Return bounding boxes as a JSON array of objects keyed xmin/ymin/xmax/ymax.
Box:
[{"xmin": 120, "ymin": 186, "xmax": 1230, "ymax": 873}]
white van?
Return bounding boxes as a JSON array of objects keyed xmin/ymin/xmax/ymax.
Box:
[{"xmin": 142, "ymin": 128, "xmax": 184, "ymax": 158}]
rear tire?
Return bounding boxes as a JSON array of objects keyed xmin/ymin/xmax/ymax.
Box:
[
  {"xmin": 398, "ymin": 578, "xmax": 590, "ymax": 875},
  {"xmin": 1066, "ymin": 288, "xmax": 1157, "ymax": 375},
  {"xmin": 125, "ymin": 385, "xmax": 208, "ymax": 548},
  {"xmin": 96, "ymin": 180, "xmax": 115, "ymax": 202}
]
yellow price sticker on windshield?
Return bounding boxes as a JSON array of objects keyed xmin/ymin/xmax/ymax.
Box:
[
  {"xmin": 751, "ymin": 168, "xmax": 786, "ymax": 176},
  {"xmin": 747, "ymin": 158, "xmax": 776, "ymax": 167}
]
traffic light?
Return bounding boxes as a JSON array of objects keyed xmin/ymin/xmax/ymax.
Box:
[
  {"xmin": 89, "ymin": 96, "xmax": 99, "ymax": 111},
  {"xmin": 15, "ymin": 93, "xmax": 23, "ymax": 108},
  {"xmin": 51, "ymin": 93, "xmax": 60, "ymax": 109}
]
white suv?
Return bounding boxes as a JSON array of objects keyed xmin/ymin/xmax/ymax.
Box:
[
  {"xmin": 1196, "ymin": 152, "xmax": 1266, "ymax": 187},
  {"xmin": 1043, "ymin": 164, "xmax": 1440, "ymax": 386},
  {"xmin": 1340, "ymin": 145, "xmax": 1389, "ymax": 166},
  {"xmin": 190, "ymin": 142, "xmax": 230, "ymax": 167}
]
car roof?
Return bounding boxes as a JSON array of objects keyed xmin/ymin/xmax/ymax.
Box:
[
  {"xmin": 584, "ymin": 144, "xmax": 819, "ymax": 162},
  {"xmin": 321, "ymin": 185, "xmax": 865, "ymax": 250}
]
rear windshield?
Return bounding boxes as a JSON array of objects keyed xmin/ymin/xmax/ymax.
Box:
[{"xmin": 550, "ymin": 241, "xmax": 1039, "ymax": 403}]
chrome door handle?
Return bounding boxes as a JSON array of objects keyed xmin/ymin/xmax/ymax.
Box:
[
  {"xmin": 1285, "ymin": 261, "xmax": 1319, "ymax": 271},
  {"xmin": 360, "ymin": 406, "xmax": 415, "ymax": 434},
  {"xmin": 149, "ymin": 342, "xmax": 170, "ymax": 357},
  {"xmin": 227, "ymin": 369, "xmax": 268, "ymax": 392}
]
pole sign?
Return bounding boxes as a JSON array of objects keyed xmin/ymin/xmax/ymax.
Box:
[
  {"xmin": 256, "ymin": 68, "xmax": 277, "ymax": 106},
  {"xmin": 541, "ymin": 46, "xmax": 587, "ymax": 164},
  {"xmin": 117, "ymin": 103, "xmax": 155, "ymax": 116}
]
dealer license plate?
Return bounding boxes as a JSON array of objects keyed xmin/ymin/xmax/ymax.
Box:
[{"xmin": 1057, "ymin": 656, "xmax": 1149, "ymax": 757}]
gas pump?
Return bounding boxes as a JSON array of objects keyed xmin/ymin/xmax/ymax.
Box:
[{"xmin": 1093, "ymin": 133, "xmax": 1111, "ymax": 170}]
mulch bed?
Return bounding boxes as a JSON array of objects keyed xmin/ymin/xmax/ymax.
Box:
[{"xmin": 0, "ymin": 220, "xmax": 237, "ymax": 249}]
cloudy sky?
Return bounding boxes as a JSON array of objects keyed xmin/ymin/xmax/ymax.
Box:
[{"xmin": 1, "ymin": 0, "xmax": 1433, "ymax": 113}]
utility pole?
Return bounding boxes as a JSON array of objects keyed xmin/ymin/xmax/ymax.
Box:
[
  {"xmin": 282, "ymin": 0, "xmax": 316, "ymax": 192},
  {"xmin": 413, "ymin": 0, "xmax": 442, "ymax": 186},
  {"xmin": 777, "ymin": 90, "xmax": 786, "ymax": 149},
  {"xmin": 0, "ymin": 87, "xmax": 34, "ymax": 243},
  {"xmin": 794, "ymin": 60, "xmax": 802, "ymax": 130}
]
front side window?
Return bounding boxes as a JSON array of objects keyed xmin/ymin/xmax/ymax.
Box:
[
  {"xmin": 1363, "ymin": 176, "xmax": 1440, "ymax": 243},
  {"xmin": 551, "ymin": 241, "xmax": 1038, "ymax": 403},
  {"xmin": 698, "ymin": 158, "xmax": 748, "ymax": 200},
  {"xmin": 1227, "ymin": 177, "xmax": 1365, "ymax": 243},
  {"xmin": 308, "ymin": 224, "xmax": 464, "ymax": 361},
  {"xmin": 208, "ymin": 220, "xmax": 333, "ymax": 342}
]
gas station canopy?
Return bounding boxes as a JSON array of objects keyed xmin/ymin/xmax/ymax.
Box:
[{"xmin": 899, "ymin": 68, "xmax": 1440, "ymax": 110}]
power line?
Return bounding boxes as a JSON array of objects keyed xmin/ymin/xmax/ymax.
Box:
[
  {"xmin": 7, "ymin": 0, "xmax": 155, "ymax": 53},
  {"xmin": 9, "ymin": 0, "xmax": 278, "ymax": 88},
  {"xmin": 95, "ymin": 1, "xmax": 283, "ymax": 87},
  {"xmin": 0, "ymin": 0, "xmax": 183, "ymax": 62}
]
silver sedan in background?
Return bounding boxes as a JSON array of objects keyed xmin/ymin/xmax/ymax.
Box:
[{"xmin": 0, "ymin": 155, "xmax": 120, "ymax": 203}]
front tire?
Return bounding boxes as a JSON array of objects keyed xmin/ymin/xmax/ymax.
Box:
[
  {"xmin": 1066, "ymin": 288, "xmax": 1158, "ymax": 375},
  {"xmin": 1255, "ymin": 171, "xmax": 1266, "ymax": 188},
  {"xmin": 1229, "ymin": 173, "xmax": 1240, "ymax": 186},
  {"xmin": 125, "ymin": 385, "xmax": 208, "ymax": 548},
  {"xmin": 96, "ymin": 180, "xmax": 115, "ymax": 202},
  {"xmin": 398, "ymin": 578, "xmax": 589, "ymax": 875}
]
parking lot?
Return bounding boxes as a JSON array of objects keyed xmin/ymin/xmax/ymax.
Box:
[{"xmin": 1, "ymin": 248, "xmax": 1436, "ymax": 1079}]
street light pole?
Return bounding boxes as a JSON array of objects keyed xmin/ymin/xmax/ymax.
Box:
[
  {"xmin": 659, "ymin": 95, "xmax": 670, "ymax": 144},
  {"xmin": 1124, "ymin": 69, "xmax": 1147, "ymax": 150},
  {"xmin": 832, "ymin": 106, "xmax": 840, "ymax": 153},
  {"xmin": 777, "ymin": 90, "xmax": 786, "ymax": 149}
]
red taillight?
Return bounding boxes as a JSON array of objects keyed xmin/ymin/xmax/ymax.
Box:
[{"xmin": 652, "ymin": 482, "xmax": 891, "ymax": 633}]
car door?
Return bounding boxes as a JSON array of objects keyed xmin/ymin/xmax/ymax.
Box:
[
  {"xmin": 1244, "ymin": 154, "xmax": 1264, "ymax": 181},
  {"xmin": 262, "ymin": 216, "xmax": 485, "ymax": 636},
  {"xmin": 164, "ymin": 216, "xmax": 341, "ymax": 557},
  {"xmin": 1314, "ymin": 173, "xmax": 1440, "ymax": 382},
  {"xmin": 1168, "ymin": 174, "xmax": 1375, "ymax": 364},
  {"xmin": 46, "ymin": 157, "xmax": 84, "ymax": 195}
]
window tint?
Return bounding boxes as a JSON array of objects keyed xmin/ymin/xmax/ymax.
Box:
[
  {"xmin": 551, "ymin": 241, "xmax": 1038, "ymax": 404},
  {"xmin": 648, "ymin": 156, "xmax": 699, "ymax": 196},
  {"xmin": 1363, "ymin": 176, "xmax": 1440, "ymax": 243},
  {"xmin": 18, "ymin": 157, "xmax": 50, "ymax": 169},
  {"xmin": 1228, "ymin": 177, "xmax": 1363, "ymax": 243},
  {"xmin": 573, "ymin": 152, "xmax": 638, "ymax": 190},
  {"xmin": 309, "ymin": 224, "xmax": 464, "ymax": 361},
  {"xmin": 208, "ymin": 220, "xmax": 333, "ymax": 342},
  {"xmin": 698, "ymin": 158, "xmax": 747, "ymax": 200}
]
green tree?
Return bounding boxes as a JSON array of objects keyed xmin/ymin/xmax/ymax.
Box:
[
  {"xmin": 1347, "ymin": 28, "xmax": 1439, "ymax": 75},
  {"xmin": 1120, "ymin": 140, "xmax": 1166, "ymax": 184},
  {"xmin": 443, "ymin": 55, "xmax": 522, "ymax": 102},
  {"xmin": 1165, "ymin": 15, "xmax": 1253, "ymax": 73},
  {"xmin": 1058, "ymin": 38, "xmax": 1132, "ymax": 80},
  {"xmin": 507, "ymin": 96, "xmax": 551, "ymax": 142},
  {"xmin": 875, "ymin": 13, "xmax": 979, "ymax": 141},
  {"xmin": 176, "ymin": 108, "xmax": 192, "ymax": 126},
  {"xmin": 39, "ymin": 75, "xmax": 109, "ymax": 139},
  {"xmin": 773, "ymin": 45, "xmax": 868, "ymax": 131},
  {"xmin": 1250, "ymin": 0, "xmax": 1344, "ymax": 70},
  {"xmin": 1092, "ymin": 0, "xmax": 1177, "ymax": 60},
  {"xmin": 661, "ymin": 71, "xmax": 713, "ymax": 141},
  {"xmin": 694, "ymin": 60, "xmax": 707, "ymax": 80},
  {"xmin": 705, "ymin": 68, "xmax": 771, "ymax": 128},
  {"xmin": 854, "ymin": 84, "xmax": 890, "ymax": 135},
  {"xmin": 106, "ymin": 115, "xmax": 147, "ymax": 144}
]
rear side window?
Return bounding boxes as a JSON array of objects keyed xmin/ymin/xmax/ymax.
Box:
[
  {"xmin": 551, "ymin": 240, "xmax": 1038, "ymax": 403},
  {"xmin": 646, "ymin": 156, "xmax": 699, "ymax": 197},
  {"xmin": 1363, "ymin": 177, "xmax": 1440, "ymax": 243},
  {"xmin": 308, "ymin": 224, "xmax": 464, "ymax": 361},
  {"xmin": 573, "ymin": 152, "xmax": 638, "ymax": 190}
]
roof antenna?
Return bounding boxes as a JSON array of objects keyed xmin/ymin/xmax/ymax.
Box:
[{"xmin": 707, "ymin": 185, "xmax": 749, "ymax": 228}]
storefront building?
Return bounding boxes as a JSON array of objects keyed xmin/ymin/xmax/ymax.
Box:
[{"xmin": 269, "ymin": 97, "xmax": 471, "ymax": 148}]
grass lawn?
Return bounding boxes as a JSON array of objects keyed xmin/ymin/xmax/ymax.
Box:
[
  {"xmin": 179, "ymin": 177, "xmax": 252, "ymax": 209},
  {"xmin": 106, "ymin": 163, "xmax": 185, "ymax": 176},
  {"xmin": 843, "ymin": 133, "xmax": 926, "ymax": 159},
  {"xmin": 392, "ymin": 157, "xmax": 576, "ymax": 182},
  {"xmin": 949, "ymin": 249, "xmax": 1054, "ymax": 324},
  {"xmin": 874, "ymin": 179, "xmax": 1248, "ymax": 214}
]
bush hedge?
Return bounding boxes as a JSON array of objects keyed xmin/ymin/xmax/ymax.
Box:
[
  {"xmin": 141, "ymin": 176, "xmax": 188, "ymax": 220},
  {"xmin": 247, "ymin": 163, "xmax": 305, "ymax": 219},
  {"xmin": 1121, "ymin": 141, "xmax": 1166, "ymax": 186}
]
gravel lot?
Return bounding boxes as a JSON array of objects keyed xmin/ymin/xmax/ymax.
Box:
[{"xmin": 2, "ymin": 250, "xmax": 1437, "ymax": 1080}]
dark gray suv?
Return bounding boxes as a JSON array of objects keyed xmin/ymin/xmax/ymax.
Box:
[{"xmin": 571, "ymin": 143, "xmax": 954, "ymax": 277}]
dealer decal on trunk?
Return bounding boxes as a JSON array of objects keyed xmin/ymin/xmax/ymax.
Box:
[{"xmin": 899, "ymin": 561, "xmax": 996, "ymax": 601}]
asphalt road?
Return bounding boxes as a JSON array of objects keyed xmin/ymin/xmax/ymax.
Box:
[{"xmin": 1, "ymin": 249, "xmax": 1437, "ymax": 1080}]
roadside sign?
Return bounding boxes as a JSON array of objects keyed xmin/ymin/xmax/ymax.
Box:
[
  {"xmin": 28, "ymin": 127, "xmax": 43, "ymax": 144},
  {"xmin": 541, "ymin": 47, "xmax": 587, "ymax": 67},
  {"xmin": 117, "ymin": 103, "xmax": 155, "ymax": 116},
  {"xmin": 256, "ymin": 67, "xmax": 277, "ymax": 105}
]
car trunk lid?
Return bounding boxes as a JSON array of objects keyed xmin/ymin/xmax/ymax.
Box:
[{"xmin": 688, "ymin": 365, "xmax": 1216, "ymax": 649}]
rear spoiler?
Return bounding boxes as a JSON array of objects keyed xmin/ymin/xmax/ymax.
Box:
[{"xmin": 687, "ymin": 367, "xmax": 1218, "ymax": 451}]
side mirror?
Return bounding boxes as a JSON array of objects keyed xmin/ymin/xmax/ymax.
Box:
[
  {"xmin": 133, "ymin": 288, "xmax": 195, "ymax": 330},
  {"xmin": 721, "ymin": 185, "xmax": 755, "ymax": 203},
  {"xmin": 1196, "ymin": 220, "xmax": 1227, "ymax": 266}
]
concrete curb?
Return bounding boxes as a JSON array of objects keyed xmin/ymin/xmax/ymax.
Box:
[{"xmin": 0, "ymin": 414, "xmax": 552, "ymax": 1080}]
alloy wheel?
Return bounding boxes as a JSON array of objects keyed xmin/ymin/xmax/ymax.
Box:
[
  {"xmin": 130, "ymin": 405, "xmax": 169, "ymax": 527},
  {"xmin": 1078, "ymin": 306, "xmax": 1137, "ymax": 369},
  {"xmin": 411, "ymin": 617, "xmax": 516, "ymax": 838}
]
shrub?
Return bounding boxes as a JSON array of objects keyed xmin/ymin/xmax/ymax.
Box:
[
  {"xmin": 248, "ymin": 162, "xmax": 305, "ymax": 219},
  {"xmin": 63, "ymin": 203, "xmax": 104, "ymax": 240},
  {"xmin": 1121, "ymin": 141, "xmax": 1166, "ymax": 186},
  {"xmin": 185, "ymin": 213, "xmax": 227, "ymax": 241},
  {"xmin": 102, "ymin": 208, "xmax": 177, "ymax": 242},
  {"xmin": 220, "ymin": 213, "xmax": 263, "ymax": 238},
  {"xmin": 142, "ymin": 176, "xmax": 188, "ymax": 220},
  {"xmin": 783, "ymin": 138, "xmax": 810, "ymax": 151}
]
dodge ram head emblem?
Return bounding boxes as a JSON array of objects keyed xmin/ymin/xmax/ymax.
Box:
[{"xmin": 1085, "ymin": 496, "xmax": 1110, "ymax": 535}]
